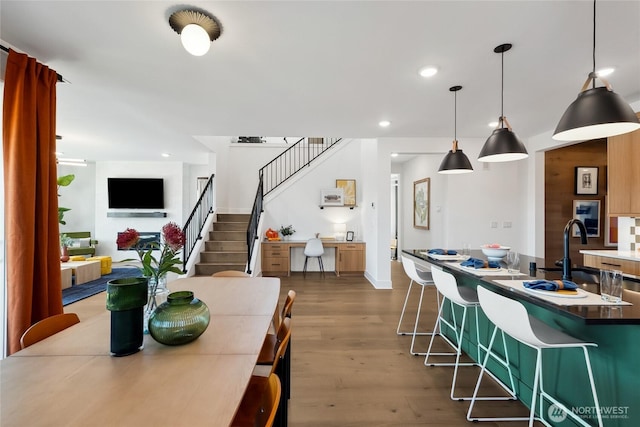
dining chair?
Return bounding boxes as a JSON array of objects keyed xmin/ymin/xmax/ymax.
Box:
[
  {"xmin": 20, "ymin": 313, "xmax": 80, "ymax": 349},
  {"xmin": 230, "ymin": 373, "xmax": 282, "ymax": 427},
  {"xmin": 396, "ymin": 255, "xmax": 439, "ymax": 355},
  {"xmin": 211, "ymin": 270, "xmax": 250, "ymax": 277},
  {"xmin": 272, "ymin": 289, "xmax": 296, "ymax": 333},
  {"xmin": 425, "ymin": 267, "xmax": 518, "ymax": 402},
  {"xmin": 303, "ymin": 238, "xmax": 324, "ymax": 277},
  {"xmin": 468, "ymin": 286, "xmax": 603, "ymax": 427},
  {"xmin": 255, "ymin": 317, "xmax": 292, "ymax": 427}
]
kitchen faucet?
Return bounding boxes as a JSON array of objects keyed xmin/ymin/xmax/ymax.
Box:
[{"xmin": 563, "ymin": 219, "xmax": 588, "ymax": 281}]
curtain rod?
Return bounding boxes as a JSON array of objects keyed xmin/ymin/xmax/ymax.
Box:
[{"xmin": 1, "ymin": 44, "xmax": 65, "ymax": 83}]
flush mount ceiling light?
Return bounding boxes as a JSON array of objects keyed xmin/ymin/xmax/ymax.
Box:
[
  {"xmin": 553, "ymin": 0, "xmax": 639, "ymax": 141},
  {"xmin": 478, "ymin": 43, "xmax": 528, "ymax": 163},
  {"xmin": 169, "ymin": 9, "xmax": 222, "ymax": 56},
  {"xmin": 438, "ymin": 86, "xmax": 473, "ymax": 174}
]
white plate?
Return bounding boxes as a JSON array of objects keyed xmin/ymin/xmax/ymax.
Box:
[
  {"xmin": 422, "ymin": 252, "xmax": 464, "ymax": 261},
  {"xmin": 523, "ymin": 285, "xmax": 588, "ymax": 299}
]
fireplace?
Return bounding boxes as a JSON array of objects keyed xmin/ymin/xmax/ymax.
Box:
[{"xmin": 117, "ymin": 232, "xmax": 161, "ymax": 251}]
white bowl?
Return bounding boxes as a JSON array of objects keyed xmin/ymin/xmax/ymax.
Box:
[{"xmin": 481, "ymin": 246, "xmax": 510, "ymax": 261}]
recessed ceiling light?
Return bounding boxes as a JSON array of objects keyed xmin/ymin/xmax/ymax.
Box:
[
  {"xmin": 488, "ymin": 121, "xmax": 499, "ymax": 128},
  {"xmin": 379, "ymin": 120, "xmax": 391, "ymax": 127},
  {"xmin": 419, "ymin": 66, "xmax": 438, "ymax": 78},
  {"xmin": 596, "ymin": 67, "xmax": 615, "ymax": 77},
  {"xmin": 391, "ymin": 153, "xmax": 399, "ymax": 157},
  {"xmin": 161, "ymin": 153, "xmax": 171, "ymax": 158}
]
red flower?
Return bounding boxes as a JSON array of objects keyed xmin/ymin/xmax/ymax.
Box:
[
  {"xmin": 117, "ymin": 228, "xmax": 140, "ymax": 249},
  {"xmin": 162, "ymin": 222, "xmax": 185, "ymax": 252}
]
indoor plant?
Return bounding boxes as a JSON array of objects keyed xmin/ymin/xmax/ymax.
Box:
[
  {"xmin": 279, "ymin": 224, "xmax": 295, "ymax": 240},
  {"xmin": 116, "ymin": 222, "xmax": 186, "ymax": 317},
  {"xmin": 59, "ymin": 233, "xmax": 72, "ymax": 262}
]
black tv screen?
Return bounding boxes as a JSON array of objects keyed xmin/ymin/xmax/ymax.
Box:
[{"xmin": 108, "ymin": 178, "xmax": 164, "ymax": 209}]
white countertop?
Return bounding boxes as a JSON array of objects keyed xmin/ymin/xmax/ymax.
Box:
[{"xmin": 580, "ymin": 249, "xmax": 640, "ymax": 262}]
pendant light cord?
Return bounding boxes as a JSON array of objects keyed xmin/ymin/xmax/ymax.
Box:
[
  {"xmin": 592, "ymin": 0, "xmax": 597, "ymax": 88},
  {"xmin": 454, "ymin": 90, "xmax": 457, "ymax": 141},
  {"xmin": 500, "ymin": 49, "xmax": 505, "ymax": 128}
]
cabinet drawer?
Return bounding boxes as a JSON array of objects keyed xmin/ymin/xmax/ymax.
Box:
[
  {"xmin": 341, "ymin": 244, "xmax": 363, "ymax": 251},
  {"xmin": 583, "ymin": 255, "xmax": 639, "ymax": 275},
  {"xmin": 263, "ymin": 257, "xmax": 288, "ymax": 269},
  {"xmin": 263, "ymin": 248, "xmax": 287, "ymax": 257}
]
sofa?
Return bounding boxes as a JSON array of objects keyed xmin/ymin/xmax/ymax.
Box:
[{"xmin": 64, "ymin": 232, "xmax": 98, "ymax": 257}]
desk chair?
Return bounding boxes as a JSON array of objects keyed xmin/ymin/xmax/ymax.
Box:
[
  {"xmin": 396, "ymin": 255, "xmax": 439, "ymax": 355},
  {"xmin": 211, "ymin": 270, "xmax": 250, "ymax": 277},
  {"xmin": 303, "ymin": 238, "xmax": 324, "ymax": 277},
  {"xmin": 468, "ymin": 286, "xmax": 603, "ymax": 427},
  {"xmin": 230, "ymin": 373, "xmax": 281, "ymax": 427},
  {"xmin": 426, "ymin": 267, "xmax": 517, "ymax": 402},
  {"xmin": 20, "ymin": 313, "xmax": 80, "ymax": 349}
]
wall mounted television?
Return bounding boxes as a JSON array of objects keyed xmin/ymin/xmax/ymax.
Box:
[{"xmin": 108, "ymin": 178, "xmax": 164, "ymax": 209}]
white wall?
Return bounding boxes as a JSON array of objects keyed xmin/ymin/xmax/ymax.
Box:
[
  {"xmin": 94, "ymin": 161, "xmax": 190, "ymax": 261},
  {"xmin": 58, "ymin": 163, "xmax": 97, "ymax": 235},
  {"xmin": 380, "ymin": 137, "xmax": 525, "ymax": 257}
]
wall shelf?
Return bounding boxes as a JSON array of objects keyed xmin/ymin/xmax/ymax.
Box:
[{"xmin": 107, "ymin": 211, "xmax": 167, "ymax": 218}]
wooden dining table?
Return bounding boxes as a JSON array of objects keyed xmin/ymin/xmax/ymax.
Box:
[{"xmin": 0, "ymin": 276, "xmax": 281, "ymax": 427}]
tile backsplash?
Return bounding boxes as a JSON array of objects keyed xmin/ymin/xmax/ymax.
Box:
[{"xmin": 619, "ymin": 217, "xmax": 637, "ymax": 251}]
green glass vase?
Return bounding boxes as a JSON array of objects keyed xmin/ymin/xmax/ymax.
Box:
[{"xmin": 148, "ymin": 291, "xmax": 210, "ymax": 346}]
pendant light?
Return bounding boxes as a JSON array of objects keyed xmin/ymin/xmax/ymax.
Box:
[
  {"xmin": 438, "ymin": 86, "xmax": 473, "ymax": 174},
  {"xmin": 553, "ymin": 0, "xmax": 639, "ymax": 141},
  {"xmin": 478, "ymin": 43, "xmax": 528, "ymax": 162}
]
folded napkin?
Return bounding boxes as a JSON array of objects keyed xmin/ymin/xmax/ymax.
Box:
[
  {"xmin": 460, "ymin": 258, "xmax": 501, "ymax": 269},
  {"xmin": 428, "ymin": 249, "xmax": 458, "ymax": 255},
  {"xmin": 523, "ymin": 280, "xmax": 578, "ymax": 291}
]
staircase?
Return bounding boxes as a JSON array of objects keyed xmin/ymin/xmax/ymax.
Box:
[{"xmin": 194, "ymin": 213, "xmax": 249, "ymax": 276}]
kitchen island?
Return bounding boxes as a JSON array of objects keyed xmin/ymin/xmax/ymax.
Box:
[{"xmin": 403, "ymin": 249, "xmax": 639, "ymax": 427}]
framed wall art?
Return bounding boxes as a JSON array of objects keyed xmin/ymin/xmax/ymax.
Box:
[
  {"xmin": 320, "ymin": 188, "xmax": 344, "ymax": 206},
  {"xmin": 573, "ymin": 199, "xmax": 601, "ymax": 237},
  {"xmin": 575, "ymin": 166, "xmax": 598, "ymax": 195},
  {"xmin": 336, "ymin": 179, "xmax": 356, "ymax": 206},
  {"xmin": 413, "ymin": 178, "xmax": 430, "ymax": 230}
]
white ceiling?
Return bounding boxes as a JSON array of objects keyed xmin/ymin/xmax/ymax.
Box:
[{"xmin": 1, "ymin": 1, "xmax": 639, "ymax": 165}]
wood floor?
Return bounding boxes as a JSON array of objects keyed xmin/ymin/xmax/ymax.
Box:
[
  {"xmin": 66, "ymin": 261, "xmax": 541, "ymax": 426},
  {"xmin": 281, "ymin": 260, "xmax": 541, "ymax": 427}
]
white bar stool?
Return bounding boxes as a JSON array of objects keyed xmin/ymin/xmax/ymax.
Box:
[
  {"xmin": 396, "ymin": 255, "xmax": 441, "ymax": 355},
  {"xmin": 468, "ymin": 286, "xmax": 603, "ymax": 427},
  {"xmin": 425, "ymin": 267, "xmax": 518, "ymax": 402}
]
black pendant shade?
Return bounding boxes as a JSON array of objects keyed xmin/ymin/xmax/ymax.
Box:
[
  {"xmin": 438, "ymin": 85, "xmax": 473, "ymax": 174},
  {"xmin": 478, "ymin": 126, "xmax": 528, "ymax": 162},
  {"xmin": 478, "ymin": 43, "xmax": 528, "ymax": 163},
  {"xmin": 553, "ymin": 0, "xmax": 639, "ymax": 141},
  {"xmin": 553, "ymin": 82, "xmax": 640, "ymax": 141},
  {"xmin": 439, "ymin": 141, "xmax": 473, "ymax": 174}
]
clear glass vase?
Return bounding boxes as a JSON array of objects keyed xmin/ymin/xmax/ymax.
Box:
[{"xmin": 143, "ymin": 275, "xmax": 169, "ymax": 334}]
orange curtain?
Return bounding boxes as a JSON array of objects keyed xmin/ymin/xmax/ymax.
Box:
[{"xmin": 3, "ymin": 49, "xmax": 61, "ymax": 355}]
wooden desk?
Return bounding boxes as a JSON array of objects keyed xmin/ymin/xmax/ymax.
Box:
[
  {"xmin": 261, "ymin": 240, "xmax": 365, "ymax": 277},
  {"xmin": 1, "ymin": 277, "xmax": 280, "ymax": 427}
]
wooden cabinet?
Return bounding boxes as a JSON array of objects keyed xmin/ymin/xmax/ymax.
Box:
[
  {"xmin": 261, "ymin": 241, "xmax": 365, "ymax": 276},
  {"xmin": 261, "ymin": 244, "xmax": 289, "ymax": 276},
  {"xmin": 583, "ymin": 254, "xmax": 640, "ymax": 276},
  {"xmin": 338, "ymin": 243, "xmax": 365, "ymax": 275},
  {"xmin": 608, "ymin": 112, "xmax": 640, "ymax": 217}
]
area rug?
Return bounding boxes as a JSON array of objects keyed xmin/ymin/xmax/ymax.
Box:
[{"xmin": 62, "ymin": 268, "xmax": 139, "ymax": 306}]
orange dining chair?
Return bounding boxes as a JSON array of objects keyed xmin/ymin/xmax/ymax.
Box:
[
  {"xmin": 20, "ymin": 313, "xmax": 80, "ymax": 349},
  {"xmin": 211, "ymin": 270, "xmax": 250, "ymax": 277},
  {"xmin": 254, "ymin": 317, "xmax": 292, "ymax": 427},
  {"xmin": 230, "ymin": 373, "xmax": 281, "ymax": 427}
]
